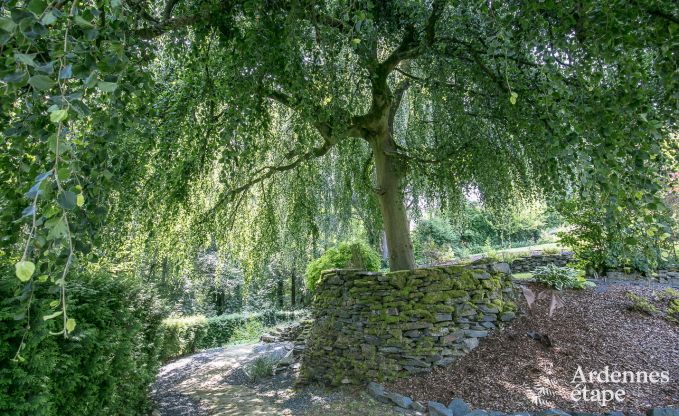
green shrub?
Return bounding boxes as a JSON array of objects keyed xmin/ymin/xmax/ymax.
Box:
[
  {"xmin": 0, "ymin": 269, "xmax": 166, "ymax": 416},
  {"xmin": 244, "ymin": 355, "xmax": 276, "ymax": 382},
  {"xmin": 305, "ymin": 242, "xmax": 380, "ymax": 291},
  {"xmin": 533, "ymin": 264, "xmax": 594, "ymax": 290},
  {"xmin": 159, "ymin": 309, "xmax": 304, "ymax": 361}
]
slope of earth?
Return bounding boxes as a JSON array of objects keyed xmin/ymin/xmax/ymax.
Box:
[{"xmin": 386, "ymin": 282, "xmax": 679, "ymax": 413}]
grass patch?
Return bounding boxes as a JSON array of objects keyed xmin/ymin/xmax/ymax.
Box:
[{"xmin": 244, "ymin": 355, "xmax": 276, "ymax": 382}]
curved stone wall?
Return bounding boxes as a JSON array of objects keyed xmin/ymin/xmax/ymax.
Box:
[{"xmin": 299, "ymin": 262, "xmax": 517, "ymax": 385}]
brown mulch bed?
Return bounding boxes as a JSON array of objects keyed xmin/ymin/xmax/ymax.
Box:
[{"xmin": 386, "ymin": 283, "xmax": 679, "ymax": 413}]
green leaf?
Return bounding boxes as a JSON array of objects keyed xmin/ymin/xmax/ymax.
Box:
[
  {"xmin": 509, "ymin": 92, "xmax": 518, "ymax": 105},
  {"xmin": 28, "ymin": 0, "xmax": 47, "ymax": 15},
  {"xmin": 15, "ymin": 261, "xmax": 35, "ymax": 282},
  {"xmin": 74, "ymin": 16, "xmax": 94, "ymax": 28},
  {"xmin": 76, "ymin": 193, "xmax": 85, "ymax": 207},
  {"xmin": 43, "ymin": 311, "xmax": 62, "ymax": 321},
  {"xmin": 15, "ymin": 53, "xmax": 37, "ymax": 67},
  {"xmin": 41, "ymin": 10, "xmax": 58, "ymax": 25},
  {"xmin": 47, "ymin": 217, "xmax": 68, "ymax": 240},
  {"xmin": 97, "ymin": 81, "xmax": 118, "ymax": 92},
  {"xmin": 50, "ymin": 109, "xmax": 68, "ymax": 123},
  {"xmin": 49, "ymin": 300, "xmax": 60, "ymax": 308},
  {"xmin": 37, "ymin": 274, "xmax": 49, "ymax": 283},
  {"xmin": 0, "ymin": 17, "xmax": 17, "ymax": 32},
  {"xmin": 28, "ymin": 74, "xmax": 55, "ymax": 91},
  {"xmin": 57, "ymin": 191, "xmax": 77, "ymax": 210},
  {"xmin": 66, "ymin": 318, "xmax": 76, "ymax": 333},
  {"xmin": 59, "ymin": 64, "xmax": 72, "ymax": 80}
]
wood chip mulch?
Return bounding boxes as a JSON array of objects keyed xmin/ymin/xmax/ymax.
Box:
[{"xmin": 386, "ymin": 283, "xmax": 679, "ymax": 413}]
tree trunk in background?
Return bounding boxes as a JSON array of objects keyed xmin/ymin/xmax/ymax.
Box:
[
  {"xmin": 290, "ymin": 269, "xmax": 296, "ymax": 307},
  {"xmin": 276, "ymin": 278, "xmax": 284, "ymax": 308},
  {"xmin": 372, "ymin": 135, "xmax": 415, "ymax": 271}
]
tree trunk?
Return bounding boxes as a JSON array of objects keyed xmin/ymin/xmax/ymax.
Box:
[
  {"xmin": 290, "ymin": 268, "xmax": 296, "ymax": 308},
  {"xmin": 372, "ymin": 135, "xmax": 415, "ymax": 271}
]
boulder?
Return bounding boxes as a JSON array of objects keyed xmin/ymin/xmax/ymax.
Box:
[
  {"xmin": 647, "ymin": 409, "xmax": 679, "ymax": 416},
  {"xmin": 385, "ymin": 391, "xmax": 413, "ymax": 409},
  {"xmin": 366, "ymin": 381, "xmax": 390, "ymax": 404},
  {"xmin": 429, "ymin": 401, "xmax": 454, "ymax": 416},
  {"xmin": 447, "ymin": 398, "xmax": 471, "ymax": 416}
]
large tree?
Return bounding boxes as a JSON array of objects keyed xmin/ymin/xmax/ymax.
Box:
[{"xmin": 1, "ymin": 0, "xmax": 677, "ymax": 289}]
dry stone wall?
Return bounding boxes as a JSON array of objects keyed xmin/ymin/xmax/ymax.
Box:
[
  {"xmin": 299, "ymin": 262, "xmax": 517, "ymax": 385},
  {"xmin": 509, "ymin": 253, "xmax": 572, "ymax": 273}
]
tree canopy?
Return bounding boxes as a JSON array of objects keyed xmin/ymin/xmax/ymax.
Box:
[{"xmin": 1, "ymin": 0, "xmax": 678, "ymax": 335}]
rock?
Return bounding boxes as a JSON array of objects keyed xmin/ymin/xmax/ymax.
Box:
[
  {"xmin": 260, "ymin": 334, "xmax": 277, "ymax": 343},
  {"xmin": 500, "ymin": 312, "xmax": 515, "ymax": 322},
  {"xmin": 367, "ymin": 382, "xmax": 390, "ymax": 404},
  {"xmin": 463, "ymin": 337, "xmax": 479, "ymax": 351},
  {"xmin": 464, "ymin": 329, "xmax": 488, "ymax": 337},
  {"xmin": 538, "ymin": 410, "xmax": 571, "ymax": 416},
  {"xmin": 488, "ymin": 412, "xmax": 506, "ymax": 416},
  {"xmin": 411, "ymin": 401, "xmax": 426, "ymax": 412},
  {"xmin": 491, "ymin": 262, "xmax": 511, "ymax": 274},
  {"xmin": 466, "ymin": 411, "xmax": 489, "ymax": 416},
  {"xmin": 606, "ymin": 412, "xmax": 624, "ymax": 416},
  {"xmin": 435, "ymin": 313, "xmax": 453, "ymax": 322},
  {"xmin": 647, "ymin": 409, "xmax": 679, "ymax": 416},
  {"xmin": 429, "ymin": 401, "xmax": 454, "ymax": 416},
  {"xmin": 253, "ymin": 342, "xmax": 292, "ymax": 361},
  {"xmin": 277, "ymin": 349, "xmax": 295, "ymax": 366},
  {"xmin": 385, "ymin": 391, "xmax": 413, "ymax": 409},
  {"xmin": 447, "ymin": 398, "xmax": 471, "ymax": 416}
]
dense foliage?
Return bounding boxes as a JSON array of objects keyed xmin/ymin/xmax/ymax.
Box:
[
  {"xmin": 0, "ymin": 270, "xmax": 165, "ymax": 415},
  {"xmin": 532, "ymin": 264, "xmax": 594, "ymax": 290},
  {"xmin": 159, "ymin": 310, "xmax": 304, "ymax": 361},
  {"xmin": 413, "ymin": 203, "xmax": 562, "ymax": 264},
  {"xmin": 305, "ymin": 241, "xmax": 381, "ymax": 291},
  {"xmin": 0, "ymin": 0, "xmax": 677, "ymax": 411}
]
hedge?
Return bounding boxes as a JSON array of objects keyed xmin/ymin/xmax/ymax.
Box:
[
  {"xmin": 0, "ymin": 269, "xmax": 166, "ymax": 416},
  {"xmin": 159, "ymin": 309, "xmax": 305, "ymax": 361}
]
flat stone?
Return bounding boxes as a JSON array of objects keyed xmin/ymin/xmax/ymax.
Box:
[
  {"xmin": 367, "ymin": 382, "xmax": 390, "ymax": 404},
  {"xmin": 429, "ymin": 401, "xmax": 454, "ymax": 416},
  {"xmin": 647, "ymin": 409, "xmax": 679, "ymax": 416},
  {"xmin": 466, "ymin": 411, "xmax": 489, "ymax": 416},
  {"xmin": 385, "ymin": 391, "xmax": 413, "ymax": 409},
  {"xmin": 464, "ymin": 329, "xmax": 488, "ymax": 337},
  {"xmin": 538, "ymin": 411, "xmax": 571, "ymax": 416},
  {"xmin": 435, "ymin": 313, "xmax": 453, "ymax": 321},
  {"xmin": 447, "ymin": 398, "xmax": 471, "ymax": 416},
  {"xmin": 488, "ymin": 412, "xmax": 506, "ymax": 416}
]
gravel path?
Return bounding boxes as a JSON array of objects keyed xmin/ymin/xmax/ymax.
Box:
[{"xmin": 151, "ymin": 342, "xmax": 400, "ymax": 416}]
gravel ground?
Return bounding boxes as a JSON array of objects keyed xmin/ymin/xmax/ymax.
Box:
[
  {"xmin": 151, "ymin": 342, "xmax": 400, "ymax": 416},
  {"xmin": 386, "ymin": 282, "xmax": 679, "ymax": 413}
]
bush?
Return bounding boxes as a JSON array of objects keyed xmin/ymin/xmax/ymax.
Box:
[
  {"xmin": 305, "ymin": 242, "xmax": 380, "ymax": 291},
  {"xmin": 0, "ymin": 269, "xmax": 166, "ymax": 416},
  {"xmin": 159, "ymin": 309, "xmax": 304, "ymax": 361},
  {"xmin": 533, "ymin": 265, "xmax": 594, "ymax": 290},
  {"xmin": 244, "ymin": 355, "xmax": 276, "ymax": 382}
]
